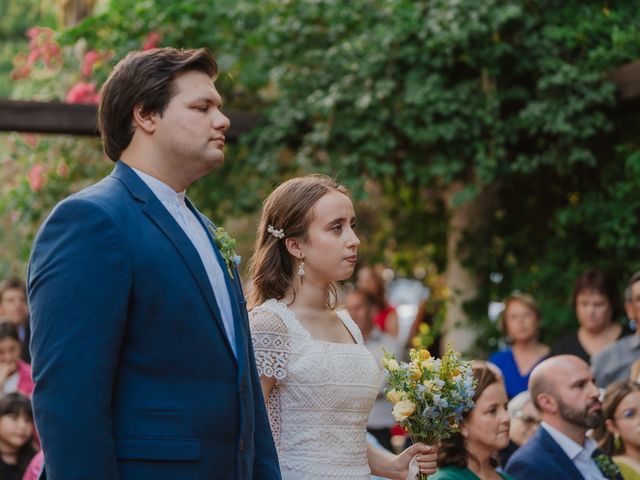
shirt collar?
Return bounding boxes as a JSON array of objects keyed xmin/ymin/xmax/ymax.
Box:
[
  {"xmin": 541, "ymin": 422, "xmax": 596, "ymax": 460},
  {"xmin": 131, "ymin": 167, "xmax": 186, "ymax": 206}
]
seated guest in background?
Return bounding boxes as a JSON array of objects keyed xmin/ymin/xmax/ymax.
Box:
[
  {"xmin": 594, "ymin": 380, "xmax": 640, "ymax": 479},
  {"xmin": 0, "ymin": 278, "xmax": 30, "ymax": 363},
  {"xmin": 0, "ymin": 322, "xmax": 33, "ymax": 397},
  {"xmin": 489, "ymin": 293, "xmax": 549, "ymax": 399},
  {"xmin": 357, "ymin": 265, "xmax": 399, "ymax": 337},
  {"xmin": 551, "ymin": 269, "xmax": 629, "ymax": 364},
  {"xmin": 429, "ymin": 362, "xmax": 515, "ymax": 480},
  {"xmin": 593, "ymin": 272, "xmax": 640, "ymax": 387},
  {"xmin": 499, "ymin": 391, "xmax": 541, "ymax": 466},
  {"xmin": 346, "ymin": 288, "xmax": 400, "ymax": 453},
  {"xmin": 0, "ymin": 393, "xmax": 37, "ymax": 480},
  {"xmin": 506, "ymin": 355, "xmax": 622, "ymax": 480}
]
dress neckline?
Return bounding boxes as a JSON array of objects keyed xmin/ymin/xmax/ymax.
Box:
[{"xmin": 266, "ymin": 298, "xmax": 362, "ymax": 346}]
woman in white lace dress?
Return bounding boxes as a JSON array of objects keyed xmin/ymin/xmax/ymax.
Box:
[{"xmin": 248, "ymin": 175, "xmax": 437, "ymax": 480}]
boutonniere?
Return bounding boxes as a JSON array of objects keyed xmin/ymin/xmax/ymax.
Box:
[
  {"xmin": 593, "ymin": 454, "xmax": 621, "ymax": 480},
  {"xmin": 207, "ymin": 225, "xmax": 241, "ymax": 279}
]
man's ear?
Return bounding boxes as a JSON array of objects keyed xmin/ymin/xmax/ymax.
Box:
[
  {"xmin": 284, "ymin": 237, "xmax": 304, "ymax": 260},
  {"xmin": 536, "ymin": 393, "xmax": 557, "ymax": 414},
  {"xmin": 132, "ymin": 103, "xmax": 158, "ymax": 134}
]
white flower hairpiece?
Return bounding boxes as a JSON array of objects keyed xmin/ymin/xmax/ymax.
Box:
[{"xmin": 267, "ymin": 224, "xmax": 285, "ymax": 239}]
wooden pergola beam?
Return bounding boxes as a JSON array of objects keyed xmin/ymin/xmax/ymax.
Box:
[
  {"xmin": 1, "ymin": 60, "xmax": 640, "ymax": 137},
  {"xmin": 0, "ymin": 99, "xmax": 259, "ymax": 140}
]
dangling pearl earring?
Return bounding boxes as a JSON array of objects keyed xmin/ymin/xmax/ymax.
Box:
[{"xmin": 298, "ymin": 260, "xmax": 305, "ymax": 276}]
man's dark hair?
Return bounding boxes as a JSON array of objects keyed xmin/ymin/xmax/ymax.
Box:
[
  {"xmin": 0, "ymin": 276, "xmax": 26, "ymax": 304},
  {"xmin": 98, "ymin": 47, "xmax": 218, "ymax": 161}
]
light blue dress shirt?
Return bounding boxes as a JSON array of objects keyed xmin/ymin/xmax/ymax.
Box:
[{"xmin": 132, "ymin": 168, "xmax": 236, "ymax": 356}]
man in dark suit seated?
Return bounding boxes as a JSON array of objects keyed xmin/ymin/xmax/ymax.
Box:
[{"xmin": 505, "ymin": 355, "xmax": 621, "ymax": 480}]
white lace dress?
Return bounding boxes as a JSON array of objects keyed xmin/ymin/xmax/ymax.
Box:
[{"xmin": 250, "ymin": 299, "xmax": 381, "ymax": 480}]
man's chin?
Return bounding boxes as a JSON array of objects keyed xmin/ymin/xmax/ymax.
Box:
[{"xmin": 584, "ymin": 411, "xmax": 603, "ymax": 428}]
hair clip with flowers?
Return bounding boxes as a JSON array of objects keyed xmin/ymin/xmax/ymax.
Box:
[{"xmin": 267, "ymin": 225, "xmax": 285, "ymax": 240}]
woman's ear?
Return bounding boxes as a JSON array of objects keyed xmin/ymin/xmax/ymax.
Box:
[
  {"xmin": 459, "ymin": 420, "xmax": 469, "ymax": 438},
  {"xmin": 604, "ymin": 418, "xmax": 619, "ymax": 436},
  {"xmin": 132, "ymin": 103, "xmax": 158, "ymax": 133},
  {"xmin": 284, "ymin": 237, "xmax": 304, "ymax": 260}
]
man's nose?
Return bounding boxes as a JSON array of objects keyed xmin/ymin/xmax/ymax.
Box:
[{"xmin": 213, "ymin": 110, "xmax": 230, "ymax": 132}]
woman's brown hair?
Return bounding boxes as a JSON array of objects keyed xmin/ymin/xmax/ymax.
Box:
[
  {"xmin": 437, "ymin": 363, "xmax": 501, "ymax": 469},
  {"xmin": 248, "ymin": 174, "xmax": 349, "ymax": 309},
  {"xmin": 572, "ymin": 269, "xmax": 622, "ymax": 322},
  {"xmin": 593, "ymin": 380, "xmax": 640, "ymax": 455}
]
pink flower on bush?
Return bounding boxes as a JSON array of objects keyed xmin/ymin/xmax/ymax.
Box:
[
  {"xmin": 81, "ymin": 50, "xmax": 102, "ymax": 77},
  {"xmin": 142, "ymin": 32, "xmax": 162, "ymax": 50},
  {"xmin": 65, "ymin": 81, "xmax": 100, "ymax": 104},
  {"xmin": 20, "ymin": 133, "xmax": 38, "ymax": 148},
  {"xmin": 11, "ymin": 63, "xmax": 31, "ymax": 80},
  {"xmin": 28, "ymin": 164, "xmax": 46, "ymax": 192},
  {"xmin": 57, "ymin": 162, "xmax": 69, "ymax": 177}
]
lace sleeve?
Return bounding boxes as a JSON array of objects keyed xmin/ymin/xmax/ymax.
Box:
[{"xmin": 249, "ymin": 306, "xmax": 291, "ymax": 381}]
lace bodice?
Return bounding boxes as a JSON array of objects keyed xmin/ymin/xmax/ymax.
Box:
[{"xmin": 250, "ymin": 299, "xmax": 381, "ymax": 480}]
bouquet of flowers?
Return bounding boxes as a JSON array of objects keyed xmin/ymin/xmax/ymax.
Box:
[{"xmin": 382, "ymin": 347, "xmax": 476, "ymax": 479}]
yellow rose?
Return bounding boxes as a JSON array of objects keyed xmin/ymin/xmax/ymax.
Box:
[
  {"xmin": 386, "ymin": 389, "xmax": 403, "ymax": 403},
  {"xmin": 392, "ymin": 399, "xmax": 416, "ymax": 422},
  {"xmin": 411, "ymin": 337, "xmax": 421, "ymax": 348},
  {"xmin": 387, "ymin": 359, "xmax": 399, "ymax": 372},
  {"xmin": 419, "ymin": 323, "xmax": 430, "ymax": 334},
  {"xmin": 419, "ymin": 349, "xmax": 431, "ymax": 361},
  {"xmin": 411, "ymin": 367, "xmax": 422, "ymax": 380}
]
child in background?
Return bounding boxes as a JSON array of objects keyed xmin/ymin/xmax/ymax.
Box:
[
  {"xmin": 0, "ymin": 393, "xmax": 37, "ymax": 480},
  {"xmin": 0, "ymin": 322, "xmax": 34, "ymax": 397}
]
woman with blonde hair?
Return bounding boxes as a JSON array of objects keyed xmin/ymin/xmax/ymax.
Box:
[
  {"xmin": 489, "ymin": 293, "xmax": 549, "ymax": 399},
  {"xmin": 248, "ymin": 174, "xmax": 437, "ymax": 480}
]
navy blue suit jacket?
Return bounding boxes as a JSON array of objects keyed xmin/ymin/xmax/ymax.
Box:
[
  {"xmin": 28, "ymin": 162, "xmax": 280, "ymax": 479},
  {"xmin": 505, "ymin": 426, "xmax": 621, "ymax": 480},
  {"xmin": 505, "ymin": 427, "xmax": 584, "ymax": 479}
]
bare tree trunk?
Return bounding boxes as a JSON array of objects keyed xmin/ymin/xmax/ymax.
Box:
[
  {"xmin": 442, "ymin": 181, "xmax": 495, "ymax": 354},
  {"xmin": 56, "ymin": 0, "xmax": 96, "ymax": 27}
]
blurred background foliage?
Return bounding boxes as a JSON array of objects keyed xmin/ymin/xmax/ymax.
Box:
[{"xmin": 2, "ymin": 0, "xmax": 640, "ymax": 354}]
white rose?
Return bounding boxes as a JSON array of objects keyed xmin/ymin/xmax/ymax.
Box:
[{"xmin": 392, "ymin": 399, "xmax": 416, "ymax": 422}]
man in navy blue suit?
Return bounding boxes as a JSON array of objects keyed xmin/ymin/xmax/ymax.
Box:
[
  {"xmin": 505, "ymin": 355, "xmax": 621, "ymax": 480},
  {"xmin": 28, "ymin": 48, "xmax": 281, "ymax": 479}
]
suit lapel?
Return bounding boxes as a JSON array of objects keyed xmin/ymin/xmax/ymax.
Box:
[
  {"xmin": 189, "ymin": 204, "xmax": 247, "ymax": 373},
  {"xmin": 111, "ymin": 162, "xmax": 237, "ymax": 361},
  {"xmin": 539, "ymin": 428, "xmax": 586, "ymax": 480}
]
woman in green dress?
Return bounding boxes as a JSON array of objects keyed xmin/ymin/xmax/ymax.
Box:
[
  {"xmin": 594, "ymin": 380, "xmax": 640, "ymax": 480},
  {"xmin": 429, "ymin": 363, "xmax": 515, "ymax": 480}
]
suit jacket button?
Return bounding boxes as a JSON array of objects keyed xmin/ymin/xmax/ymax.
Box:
[{"xmin": 239, "ymin": 439, "xmax": 244, "ymax": 452}]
